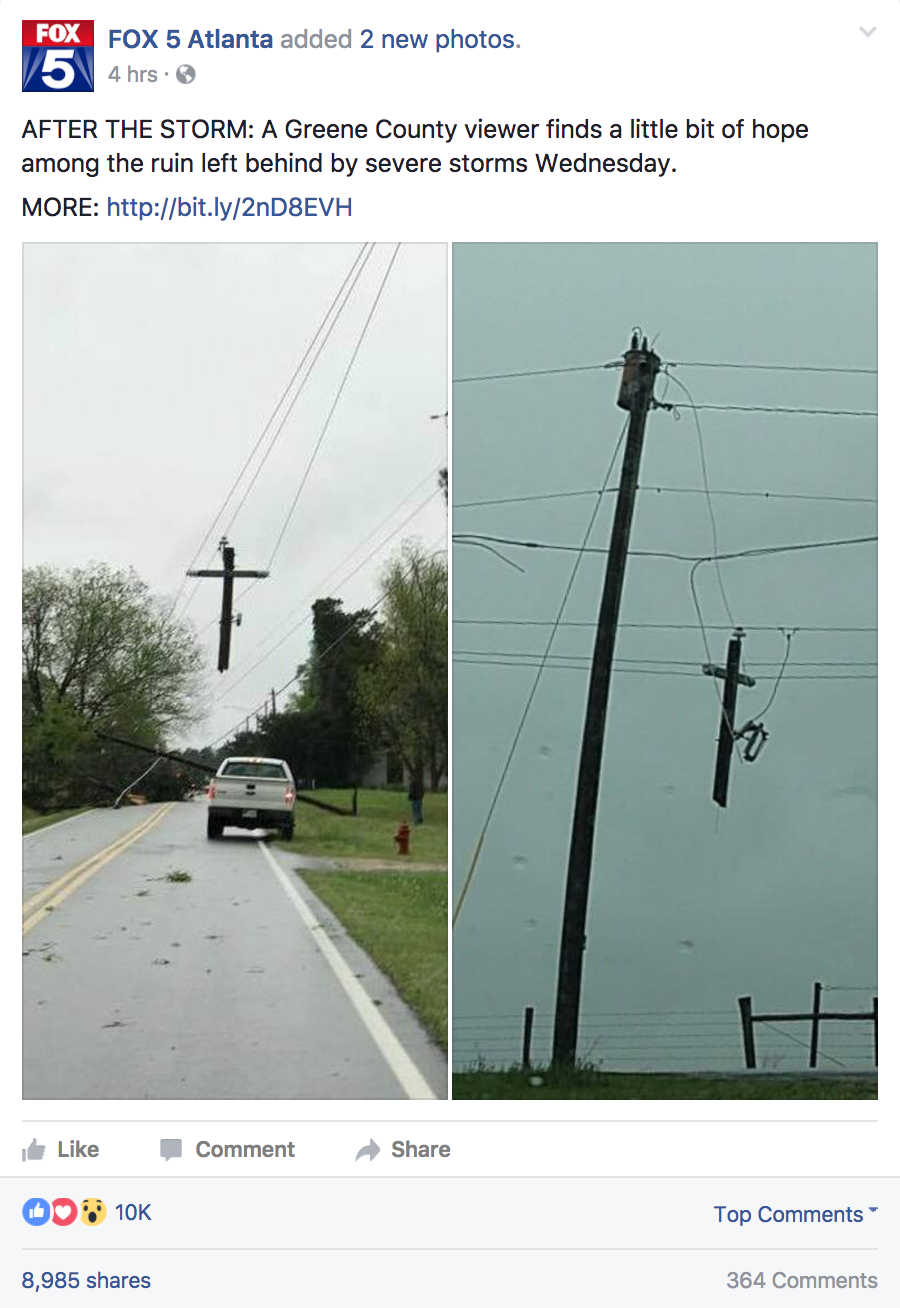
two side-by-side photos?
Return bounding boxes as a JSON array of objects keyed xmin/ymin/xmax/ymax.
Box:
[{"xmin": 22, "ymin": 242, "xmax": 876, "ymax": 1102}]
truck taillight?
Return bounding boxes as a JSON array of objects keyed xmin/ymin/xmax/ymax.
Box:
[
  {"xmin": 284, "ymin": 787, "xmax": 295, "ymax": 805},
  {"xmin": 207, "ymin": 782, "xmax": 216, "ymax": 800}
]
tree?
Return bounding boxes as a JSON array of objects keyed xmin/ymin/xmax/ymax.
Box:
[
  {"xmin": 286, "ymin": 598, "xmax": 381, "ymax": 786},
  {"xmin": 22, "ymin": 563, "xmax": 203, "ymax": 807},
  {"xmin": 358, "ymin": 543, "xmax": 448, "ymax": 791}
]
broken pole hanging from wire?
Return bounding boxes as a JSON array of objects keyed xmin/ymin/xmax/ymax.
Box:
[
  {"xmin": 551, "ymin": 332, "xmax": 660, "ymax": 1069},
  {"xmin": 704, "ymin": 627, "xmax": 756, "ymax": 807},
  {"xmin": 187, "ymin": 537, "xmax": 269, "ymax": 672}
]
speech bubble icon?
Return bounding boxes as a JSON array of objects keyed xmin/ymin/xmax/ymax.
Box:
[{"xmin": 160, "ymin": 1138, "xmax": 182, "ymax": 1162}]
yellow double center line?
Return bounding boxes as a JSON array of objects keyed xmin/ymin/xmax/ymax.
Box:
[{"xmin": 22, "ymin": 803, "xmax": 175, "ymax": 936}]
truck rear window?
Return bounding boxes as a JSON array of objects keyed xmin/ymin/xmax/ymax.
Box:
[{"xmin": 219, "ymin": 762, "xmax": 287, "ymax": 780}]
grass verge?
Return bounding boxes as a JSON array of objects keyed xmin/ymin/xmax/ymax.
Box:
[
  {"xmin": 22, "ymin": 806, "xmax": 87, "ymax": 836},
  {"xmin": 302, "ymin": 870, "xmax": 447, "ymax": 1048},
  {"xmin": 282, "ymin": 788, "xmax": 447, "ymax": 863},
  {"xmin": 452, "ymin": 1069, "xmax": 878, "ymax": 1100}
]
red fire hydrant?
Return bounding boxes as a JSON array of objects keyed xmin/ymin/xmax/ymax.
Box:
[{"xmin": 394, "ymin": 822, "xmax": 410, "ymax": 856}]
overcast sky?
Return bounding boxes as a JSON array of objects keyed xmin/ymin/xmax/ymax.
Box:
[
  {"xmin": 24, "ymin": 243, "xmax": 447, "ymax": 747},
  {"xmin": 451, "ymin": 243, "xmax": 876, "ymax": 1073}
]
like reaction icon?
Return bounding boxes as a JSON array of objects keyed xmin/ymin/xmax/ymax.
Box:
[
  {"xmin": 52, "ymin": 1198, "xmax": 78, "ymax": 1226},
  {"xmin": 22, "ymin": 1198, "xmax": 51, "ymax": 1226},
  {"xmin": 22, "ymin": 1138, "xmax": 46, "ymax": 1162}
]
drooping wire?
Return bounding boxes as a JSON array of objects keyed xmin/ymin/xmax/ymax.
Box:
[
  {"xmin": 753, "ymin": 629, "xmax": 795, "ymax": 718},
  {"xmin": 664, "ymin": 370, "xmax": 736, "ymax": 631},
  {"xmin": 452, "ymin": 416, "xmax": 630, "ymax": 929},
  {"xmin": 451, "ymin": 532, "xmax": 878, "ymax": 564}
]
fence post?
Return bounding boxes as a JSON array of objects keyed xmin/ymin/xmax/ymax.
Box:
[
  {"xmin": 738, "ymin": 995, "xmax": 757, "ymax": 1069},
  {"xmin": 809, "ymin": 981, "xmax": 823, "ymax": 1069},
  {"xmin": 522, "ymin": 1006, "xmax": 535, "ymax": 1069},
  {"xmin": 873, "ymin": 996, "xmax": 878, "ymax": 1067}
]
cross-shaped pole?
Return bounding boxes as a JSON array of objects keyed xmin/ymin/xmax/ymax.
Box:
[
  {"xmin": 703, "ymin": 627, "xmax": 757, "ymax": 807},
  {"xmin": 187, "ymin": 538, "xmax": 269, "ymax": 672}
]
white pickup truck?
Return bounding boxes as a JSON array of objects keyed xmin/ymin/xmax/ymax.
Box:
[{"xmin": 206, "ymin": 757, "xmax": 296, "ymax": 840}]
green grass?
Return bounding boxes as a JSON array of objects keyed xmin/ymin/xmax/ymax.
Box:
[
  {"xmin": 453, "ymin": 1069, "xmax": 878, "ymax": 1100},
  {"xmin": 22, "ymin": 805, "xmax": 87, "ymax": 836},
  {"xmin": 302, "ymin": 870, "xmax": 447, "ymax": 1048},
  {"xmin": 281, "ymin": 788, "xmax": 447, "ymax": 863}
]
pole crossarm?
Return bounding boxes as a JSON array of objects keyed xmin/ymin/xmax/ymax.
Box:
[
  {"xmin": 185, "ymin": 539, "xmax": 268, "ymax": 671},
  {"xmin": 186, "ymin": 569, "xmax": 270, "ymax": 578}
]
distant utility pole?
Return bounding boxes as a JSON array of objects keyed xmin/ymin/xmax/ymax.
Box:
[
  {"xmin": 551, "ymin": 333, "xmax": 661, "ymax": 1068},
  {"xmin": 187, "ymin": 538, "xmax": 269, "ymax": 672},
  {"xmin": 271, "ymin": 688, "xmax": 277, "ymax": 717}
]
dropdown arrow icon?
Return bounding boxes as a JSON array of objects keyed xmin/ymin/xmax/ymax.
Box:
[{"xmin": 859, "ymin": 26, "xmax": 876, "ymax": 36}]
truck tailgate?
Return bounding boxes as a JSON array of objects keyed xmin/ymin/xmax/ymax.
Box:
[{"xmin": 210, "ymin": 778, "xmax": 289, "ymax": 810}]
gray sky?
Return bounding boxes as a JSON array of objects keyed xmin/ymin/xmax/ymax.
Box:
[
  {"xmin": 451, "ymin": 244, "xmax": 876, "ymax": 1073},
  {"xmin": 24, "ymin": 243, "xmax": 447, "ymax": 747}
]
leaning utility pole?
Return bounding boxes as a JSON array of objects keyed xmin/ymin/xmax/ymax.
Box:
[
  {"xmin": 552, "ymin": 333, "xmax": 660, "ymax": 1067},
  {"xmin": 187, "ymin": 537, "xmax": 269, "ymax": 672}
]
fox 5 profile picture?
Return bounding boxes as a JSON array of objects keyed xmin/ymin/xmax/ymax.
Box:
[{"xmin": 22, "ymin": 20, "xmax": 94, "ymax": 92}]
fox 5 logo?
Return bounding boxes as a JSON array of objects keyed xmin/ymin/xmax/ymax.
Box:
[{"xmin": 22, "ymin": 20, "xmax": 94, "ymax": 91}]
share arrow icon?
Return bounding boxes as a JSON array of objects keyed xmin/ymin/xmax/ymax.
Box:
[{"xmin": 355, "ymin": 1138, "xmax": 380, "ymax": 1163}]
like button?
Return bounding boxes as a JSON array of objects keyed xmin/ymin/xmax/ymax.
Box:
[{"xmin": 22, "ymin": 1198, "xmax": 50, "ymax": 1226}]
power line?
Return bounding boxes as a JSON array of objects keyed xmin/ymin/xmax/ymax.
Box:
[
  {"xmin": 454, "ymin": 361, "xmax": 621, "ymax": 384},
  {"xmin": 455, "ymin": 485, "xmax": 876, "ymax": 509},
  {"xmin": 452, "ymin": 417, "xmax": 630, "ymax": 929},
  {"xmin": 453, "ymin": 360, "xmax": 876, "ymax": 384},
  {"xmin": 668, "ymin": 360, "xmax": 876, "ymax": 376},
  {"xmin": 453, "ymin": 619, "xmax": 877, "ymax": 633},
  {"xmin": 453, "ymin": 650, "xmax": 876, "ymax": 668},
  {"xmin": 453, "ymin": 657, "xmax": 876, "ymax": 681},
  {"xmin": 168, "ymin": 243, "xmax": 371, "ymax": 618},
  {"xmin": 218, "ymin": 243, "xmax": 378, "ymax": 551},
  {"xmin": 671, "ymin": 403, "xmax": 876, "ymax": 417},
  {"xmin": 261, "ymin": 243, "xmax": 403, "ymax": 575},
  {"xmin": 453, "ymin": 531, "xmax": 877, "ymax": 564}
]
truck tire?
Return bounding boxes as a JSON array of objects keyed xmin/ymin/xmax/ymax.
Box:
[
  {"xmin": 283, "ymin": 822, "xmax": 295, "ymax": 842},
  {"xmin": 207, "ymin": 815, "xmax": 224, "ymax": 839}
]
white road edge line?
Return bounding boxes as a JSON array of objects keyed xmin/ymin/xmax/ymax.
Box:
[
  {"xmin": 257, "ymin": 840, "xmax": 437, "ymax": 1101},
  {"xmin": 23, "ymin": 809, "xmax": 94, "ymax": 841}
]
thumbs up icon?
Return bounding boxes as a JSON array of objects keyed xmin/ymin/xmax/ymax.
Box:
[
  {"xmin": 22, "ymin": 1198, "xmax": 51, "ymax": 1226},
  {"xmin": 27, "ymin": 1138, "xmax": 46, "ymax": 1161}
]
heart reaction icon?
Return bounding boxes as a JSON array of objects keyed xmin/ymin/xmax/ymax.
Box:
[{"xmin": 51, "ymin": 1198, "xmax": 78, "ymax": 1227}]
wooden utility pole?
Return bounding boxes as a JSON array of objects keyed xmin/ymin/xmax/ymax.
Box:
[
  {"xmin": 551, "ymin": 334, "xmax": 660, "ymax": 1067},
  {"xmin": 705, "ymin": 628, "xmax": 756, "ymax": 807},
  {"xmin": 187, "ymin": 538, "xmax": 269, "ymax": 672}
]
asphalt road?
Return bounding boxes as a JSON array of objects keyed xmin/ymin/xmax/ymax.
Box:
[{"xmin": 23, "ymin": 802, "xmax": 445, "ymax": 1100}]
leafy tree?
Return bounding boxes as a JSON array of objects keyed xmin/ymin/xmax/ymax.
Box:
[
  {"xmin": 286, "ymin": 598, "xmax": 381, "ymax": 785},
  {"xmin": 358, "ymin": 543, "xmax": 448, "ymax": 790},
  {"xmin": 22, "ymin": 563, "xmax": 203, "ymax": 807}
]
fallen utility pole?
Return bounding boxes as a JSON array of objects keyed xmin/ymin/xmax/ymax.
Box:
[
  {"xmin": 551, "ymin": 333, "xmax": 660, "ymax": 1067},
  {"xmin": 187, "ymin": 537, "xmax": 269, "ymax": 672},
  {"xmin": 94, "ymin": 732, "xmax": 355, "ymax": 815}
]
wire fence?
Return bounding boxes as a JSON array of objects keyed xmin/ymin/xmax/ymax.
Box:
[{"xmin": 452, "ymin": 999, "xmax": 878, "ymax": 1075}]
